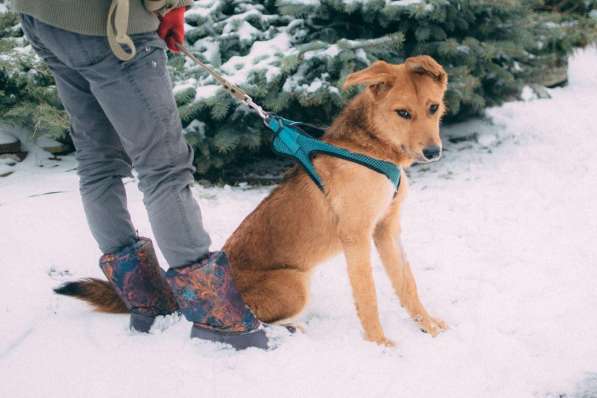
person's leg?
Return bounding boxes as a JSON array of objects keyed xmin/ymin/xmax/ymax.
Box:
[
  {"xmin": 77, "ymin": 33, "xmax": 212, "ymax": 267},
  {"xmin": 20, "ymin": 15, "xmax": 137, "ymax": 253},
  {"xmin": 23, "ymin": 16, "xmax": 181, "ymax": 332},
  {"xmin": 78, "ymin": 32, "xmax": 265, "ymax": 347},
  {"xmin": 22, "ymin": 17, "xmax": 211, "ymax": 267},
  {"xmin": 22, "ymin": 16, "xmax": 265, "ymax": 347}
]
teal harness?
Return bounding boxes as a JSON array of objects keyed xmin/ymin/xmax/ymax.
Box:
[{"xmin": 267, "ymin": 116, "xmax": 401, "ymax": 192}]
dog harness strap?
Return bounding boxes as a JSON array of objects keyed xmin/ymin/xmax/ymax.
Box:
[{"xmin": 267, "ymin": 116, "xmax": 401, "ymax": 192}]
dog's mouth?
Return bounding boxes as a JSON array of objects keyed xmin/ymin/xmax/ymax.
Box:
[
  {"xmin": 399, "ymin": 145, "xmax": 443, "ymax": 164},
  {"xmin": 415, "ymin": 156, "xmax": 432, "ymax": 164},
  {"xmin": 412, "ymin": 150, "xmax": 443, "ymax": 164},
  {"xmin": 415, "ymin": 153, "xmax": 442, "ymax": 164}
]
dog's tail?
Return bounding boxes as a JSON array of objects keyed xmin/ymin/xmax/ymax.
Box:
[{"xmin": 54, "ymin": 279, "xmax": 128, "ymax": 313}]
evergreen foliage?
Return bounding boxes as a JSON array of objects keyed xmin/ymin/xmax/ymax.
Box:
[
  {"xmin": 0, "ymin": 0, "xmax": 595, "ymax": 180},
  {"xmin": 0, "ymin": 12, "xmax": 69, "ymax": 139},
  {"xmin": 173, "ymin": 0, "xmax": 595, "ymax": 179}
]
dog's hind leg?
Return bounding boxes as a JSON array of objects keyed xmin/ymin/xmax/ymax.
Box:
[
  {"xmin": 237, "ymin": 268, "xmax": 309, "ymax": 325},
  {"xmin": 374, "ymin": 200, "xmax": 447, "ymax": 337}
]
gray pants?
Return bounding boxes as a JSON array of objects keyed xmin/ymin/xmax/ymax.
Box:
[{"xmin": 20, "ymin": 15, "xmax": 211, "ymax": 267}]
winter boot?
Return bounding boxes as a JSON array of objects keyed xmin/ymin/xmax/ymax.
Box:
[
  {"xmin": 99, "ymin": 237, "xmax": 179, "ymax": 332},
  {"xmin": 165, "ymin": 251, "xmax": 268, "ymax": 350}
]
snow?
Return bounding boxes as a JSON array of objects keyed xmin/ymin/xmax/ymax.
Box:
[
  {"xmin": 0, "ymin": 130, "xmax": 18, "ymax": 145},
  {"xmin": 195, "ymin": 84, "xmax": 220, "ymax": 100},
  {"xmin": 305, "ymin": 77, "xmax": 324, "ymax": 92},
  {"xmin": 281, "ymin": 0, "xmax": 320, "ymax": 6},
  {"xmin": 388, "ymin": 0, "xmax": 425, "ymax": 5},
  {"xmin": 221, "ymin": 32, "xmax": 291, "ymax": 85},
  {"xmin": 178, "ymin": 30, "xmax": 289, "ymax": 98},
  {"xmin": 233, "ymin": 21, "xmax": 261, "ymax": 44},
  {"xmin": 185, "ymin": 1, "xmax": 217, "ymax": 19},
  {"xmin": 174, "ymin": 79, "xmax": 219, "ymax": 100},
  {"xmin": 1, "ymin": 47, "xmax": 597, "ymax": 398},
  {"xmin": 280, "ymin": 0, "xmax": 425, "ymax": 6},
  {"xmin": 520, "ymin": 85, "xmax": 538, "ymax": 101},
  {"xmin": 34, "ymin": 135, "xmax": 61, "ymax": 149},
  {"xmin": 178, "ymin": 1, "xmax": 290, "ymax": 94},
  {"xmin": 172, "ymin": 81, "xmax": 197, "ymax": 95}
]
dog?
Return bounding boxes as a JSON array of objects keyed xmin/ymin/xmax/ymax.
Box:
[{"xmin": 57, "ymin": 55, "xmax": 448, "ymax": 346}]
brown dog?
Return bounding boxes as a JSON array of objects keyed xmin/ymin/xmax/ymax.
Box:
[
  {"xmin": 224, "ymin": 56, "xmax": 448, "ymax": 346},
  {"xmin": 58, "ymin": 55, "xmax": 448, "ymax": 346}
]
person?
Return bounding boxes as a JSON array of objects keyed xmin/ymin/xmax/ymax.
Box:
[{"xmin": 11, "ymin": 0, "xmax": 267, "ymax": 349}]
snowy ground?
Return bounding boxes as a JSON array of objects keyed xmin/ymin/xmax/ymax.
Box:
[{"xmin": 1, "ymin": 48, "xmax": 596, "ymax": 398}]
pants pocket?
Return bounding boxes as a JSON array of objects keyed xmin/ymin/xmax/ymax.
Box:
[{"xmin": 121, "ymin": 33, "xmax": 168, "ymax": 77}]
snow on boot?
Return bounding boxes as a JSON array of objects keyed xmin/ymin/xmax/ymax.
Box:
[
  {"xmin": 99, "ymin": 237, "xmax": 179, "ymax": 333},
  {"xmin": 165, "ymin": 251, "xmax": 268, "ymax": 350}
]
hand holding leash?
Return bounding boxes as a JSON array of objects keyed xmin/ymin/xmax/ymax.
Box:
[{"xmin": 158, "ymin": 7, "xmax": 185, "ymax": 53}]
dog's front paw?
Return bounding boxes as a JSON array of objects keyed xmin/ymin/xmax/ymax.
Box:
[
  {"xmin": 367, "ymin": 335, "xmax": 396, "ymax": 347},
  {"xmin": 415, "ymin": 315, "xmax": 447, "ymax": 337}
]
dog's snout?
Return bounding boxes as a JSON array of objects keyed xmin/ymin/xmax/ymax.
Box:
[{"xmin": 422, "ymin": 145, "xmax": 442, "ymax": 161}]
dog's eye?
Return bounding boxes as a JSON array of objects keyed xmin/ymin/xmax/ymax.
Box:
[
  {"xmin": 429, "ymin": 104, "xmax": 439, "ymax": 115},
  {"xmin": 396, "ymin": 109, "xmax": 411, "ymax": 120}
]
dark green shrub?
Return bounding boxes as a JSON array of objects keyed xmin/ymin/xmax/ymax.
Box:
[{"xmin": 1, "ymin": 0, "xmax": 595, "ymax": 181}]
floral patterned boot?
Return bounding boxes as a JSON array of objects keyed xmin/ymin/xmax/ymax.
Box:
[
  {"xmin": 100, "ymin": 237, "xmax": 179, "ymax": 332},
  {"xmin": 165, "ymin": 251, "xmax": 268, "ymax": 350}
]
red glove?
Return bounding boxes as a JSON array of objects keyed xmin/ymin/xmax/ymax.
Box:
[{"xmin": 158, "ymin": 7, "xmax": 185, "ymax": 52}]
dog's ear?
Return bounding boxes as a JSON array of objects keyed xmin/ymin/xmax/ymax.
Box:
[
  {"xmin": 342, "ymin": 61, "xmax": 396, "ymax": 97},
  {"xmin": 404, "ymin": 56, "xmax": 447, "ymax": 89}
]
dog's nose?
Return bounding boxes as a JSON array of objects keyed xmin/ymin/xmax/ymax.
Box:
[{"xmin": 422, "ymin": 145, "xmax": 442, "ymax": 161}]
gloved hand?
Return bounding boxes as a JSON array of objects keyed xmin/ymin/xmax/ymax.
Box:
[{"xmin": 158, "ymin": 7, "xmax": 185, "ymax": 52}]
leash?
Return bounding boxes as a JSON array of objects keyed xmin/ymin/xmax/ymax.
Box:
[
  {"xmin": 176, "ymin": 44, "xmax": 400, "ymax": 192},
  {"xmin": 177, "ymin": 45, "xmax": 270, "ymax": 121}
]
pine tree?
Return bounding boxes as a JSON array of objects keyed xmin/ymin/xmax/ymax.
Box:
[
  {"xmin": 530, "ymin": 0, "xmax": 597, "ymax": 86},
  {"xmin": 0, "ymin": 0, "xmax": 595, "ymax": 181},
  {"xmin": 0, "ymin": 11, "xmax": 70, "ymax": 139},
  {"xmin": 174, "ymin": 0, "xmax": 595, "ymax": 180}
]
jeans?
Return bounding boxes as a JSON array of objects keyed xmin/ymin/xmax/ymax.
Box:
[{"xmin": 20, "ymin": 14, "xmax": 211, "ymax": 267}]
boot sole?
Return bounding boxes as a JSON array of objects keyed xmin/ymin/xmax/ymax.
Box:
[
  {"xmin": 130, "ymin": 312, "xmax": 155, "ymax": 333},
  {"xmin": 191, "ymin": 325, "xmax": 268, "ymax": 350}
]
